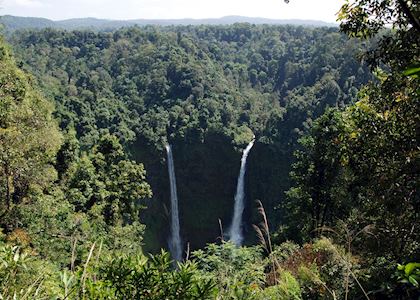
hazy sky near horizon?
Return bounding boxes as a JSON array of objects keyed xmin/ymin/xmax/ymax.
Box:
[{"xmin": 1, "ymin": 0, "xmax": 342, "ymax": 22}]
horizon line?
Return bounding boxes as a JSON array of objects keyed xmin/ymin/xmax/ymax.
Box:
[{"xmin": 0, "ymin": 14, "xmax": 338, "ymax": 25}]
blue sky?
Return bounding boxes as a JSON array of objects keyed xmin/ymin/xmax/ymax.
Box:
[{"xmin": 1, "ymin": 0, "xmax": 342, "ymax": 22}]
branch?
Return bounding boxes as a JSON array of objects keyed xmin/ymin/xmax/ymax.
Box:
[{"xmin": 397, "ymin": 0, "xmax": 420, "ymax": 32}]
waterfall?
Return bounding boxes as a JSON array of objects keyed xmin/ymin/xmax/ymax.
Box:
[
  {"xmin": 165, "ymin": 144, "xmax": 182, "ymax": 261},
  {"xmin": 228, "ymin": 138, "xmax": 255, "ymax": 246}
]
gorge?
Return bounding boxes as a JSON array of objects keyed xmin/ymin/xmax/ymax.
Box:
[
  {"xmin": 5, "ymin": 23, "xmax": 372, "ymax": 254},
  {"xmin": 0, "ymin": 1, "xmax": 418, "ymax": 297}
]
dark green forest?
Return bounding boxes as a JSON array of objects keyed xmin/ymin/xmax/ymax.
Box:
[
  {"xmin": 0, "ymin": 15, "xmax": 335, "ymax": 31},
  {"xmin": 0, "ymin": 0, "xmax": 418, "ymax": 299},
  {"xmin": 8, "ymin": 23, "xmax": 371, "ymax": 251}
]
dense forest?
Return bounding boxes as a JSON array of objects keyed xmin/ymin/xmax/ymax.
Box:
[
  {"xmin": 7, "ymin": 23, "xmax": 371, "ymax": 252},
  {"xmin": 0, "ymin": 0, "xmax": 419, "ymax": 299},
  {"xmin": 0, "ymin": 15, "xmax": 335, "ymax": 31}
]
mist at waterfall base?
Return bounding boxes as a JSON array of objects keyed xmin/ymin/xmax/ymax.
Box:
[
  {"xmin": 228, "ymin": 139, "xmax": 255, "ymax": 246},
  {"xmin": 165, "ymin": 145, "xmax": 182, "ymax": 262}
]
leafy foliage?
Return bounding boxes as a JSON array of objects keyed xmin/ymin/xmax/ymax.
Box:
[
  {"xmin": 6, "ymin": 24, "xmax": 372, "ymax": 249},
  {"xmin": 397, "ymin": 262, "xmax": 420, "ymax": 288},
  {"xmin": 1, "ymin": 2, "xmax": 417, "ymax": 297},
  {"xmin": 0, "ymin": 36, "xmax": 62, "ymax": 223},
  {"xmin": 286, "ymin": 0, "xmax": 419, "ymax": 298},
  {"xmin": 193, "ymin": 242, "xmax": 265, "ymax": 298}
]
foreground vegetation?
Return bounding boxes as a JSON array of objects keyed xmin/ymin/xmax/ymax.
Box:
[{"xmin": 0, "ymin": 0, "xmax": 419, "ymax": 298}]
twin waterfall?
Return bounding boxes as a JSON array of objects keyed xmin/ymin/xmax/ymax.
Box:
[
  {"xmin": 165, "ymin": 139, "xmax": 255, "ymax": 260},
  {"xmin": 228, "ymin": 139, "xmax": 255, "ymax": 246},
  {"xmin": 165, "ymin": 145, "xmax": 182, "ymax": 262}
]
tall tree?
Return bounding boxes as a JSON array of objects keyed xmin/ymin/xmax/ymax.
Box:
[
  {"xmin": 0, "ymin": 36, "xmax": 61, "ymax": 224},
  {"xmin": 285, "ymin": 1, "xmax": 419, "ymax": 296}
]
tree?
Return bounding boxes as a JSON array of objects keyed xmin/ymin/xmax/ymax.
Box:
[
  {"xmin": 66, "ymin": 134, "xmax": 152, "ymax": 225},
  {"xmin": 285, "ymin": 0, "xmax": 419, "ymax": 296},
  {"xmin": 338, "ymin": 0, "xmax": 419, "ymax": 72},
  {"xmin": 337, "ymin": 0, "xmax": 419, "ymax": 259},
  {"xmin": 338, "ymin": 0, "xmax": 420, "ymax": 37},
  {"xmin": 0, "ymin": 36, "xmax": 61, "ymax": 223},
  {"xmin": 285, "ymin": 109, "xmax": 353, "ymax": 240}
]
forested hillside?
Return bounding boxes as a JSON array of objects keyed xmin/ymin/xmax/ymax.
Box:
[
  {"xmin": 0, "ymin": 0, "xmax": 418, "ymax": 298},
  {"xmin": 8, "ymin": 24, "xmax": 371, "ymax": 251},
  {"xmin": 0, "ymin": 15, "xmax": 335, "ymax": 31}
]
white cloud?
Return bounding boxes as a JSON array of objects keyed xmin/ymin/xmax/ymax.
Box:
[{"xmin": 14, "ymin": 0, "xmax": 43, "ymax": 7}]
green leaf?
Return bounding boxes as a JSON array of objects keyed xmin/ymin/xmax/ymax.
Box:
[
  {"xmin": 405, "ymin": 262, "xmax": 420, "ymax": 276},
  {"xmin": 408, "ymin": 276, "xmax": 419, "ymax": 287},
  {"xmin": 402, "ymin": 65, "xmax": 420, "ymax": 77}
]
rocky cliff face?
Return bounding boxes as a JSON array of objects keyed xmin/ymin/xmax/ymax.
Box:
[{"xmin": 132, "ymin": 132, "xmax": 291, "ymax": 254}]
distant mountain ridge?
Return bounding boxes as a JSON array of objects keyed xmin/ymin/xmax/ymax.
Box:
[{"xmin": 0, "ymin": 15, "xmax": 336, "ymax": 31}]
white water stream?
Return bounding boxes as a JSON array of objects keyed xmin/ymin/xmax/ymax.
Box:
[
  {"xmin": 228, "ymin": 139, "xmax": 255, "ymax": 246},
  {"xmin": 166, "ymin": 145, "xmax": 182, "ymax": 261}
]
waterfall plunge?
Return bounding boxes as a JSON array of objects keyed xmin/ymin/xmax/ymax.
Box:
[
  {"xmin": 228, "ymin": 139, "xmax": 255, "ymax": 246},
  {"xmin": 165, "ymin": 145, "xmax": 182, "ymax": 261}
]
